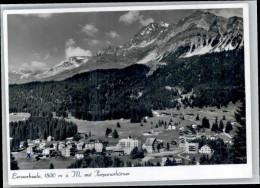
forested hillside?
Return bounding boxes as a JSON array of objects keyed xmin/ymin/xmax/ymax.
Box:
[
  {"xmin": 9, "ymin": 48, "xmax": 245, "ymax": 123},
  {"xmin": 10, "ymin": 115, "xmax": 78, "ymax": 150}
]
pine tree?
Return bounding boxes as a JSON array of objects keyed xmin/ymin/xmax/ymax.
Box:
[
  {"xmin": 219, "ymin": 120, "xmax": 224, "ymax": 132},
  {"xmin": 232, "ymin": 100, "xmax": 246, "ymax": 164},
  {"xmin": 223, "ymin": 115, "xmax": 226, "ymax": 120},
  {"xmin": 10, "ymin": 154, "xmax": 19, "ymax": 170},
  {"xmin": 116, "ymin": 122, "xmax": 121, "ymax": 128},
  {"xmin": 112, "ymin": 129, "xmax": 119, "ymax": 138},
  {"xmin": 196, "ymin": 114, "xmax": 200, "ymax": 121},
  {"xmin": 126, "ymin": 161, "xmax": 132, "ymax": 167},
  {"xmin": 50, "ymin": 163, "xmax": 54, "ymax": 169},
  {"xmin": 202, "ymin": 117, "xmax": 210, "ymax": 128},
  {"xmin": 225, "ymin": 121, "xmax": 233, "ymax": 133},
  {"xmin": 166, "ymin": 143, "xmax": 170, "ymax": 151}
]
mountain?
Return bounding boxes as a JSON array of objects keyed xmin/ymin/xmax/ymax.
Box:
[
  {"xmin": 9, "ymin": 11, "xmax": 243, "ymax": 84},
  {"xmin": 9, "ymin": 56, "xmax": 90, "ymax": 84},
  {"xmin": 9, "ymin": 48, "xmax": 245, "ymax": 122}
]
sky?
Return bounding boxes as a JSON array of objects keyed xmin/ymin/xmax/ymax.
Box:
[{"xmin": 7, "ymin": 8, "xmax": 243, "ymax": 72}]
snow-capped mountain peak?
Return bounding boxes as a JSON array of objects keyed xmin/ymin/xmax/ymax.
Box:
[{"xmin": 9, "ymin": 11, "xmax": 243, "ymax": 84}]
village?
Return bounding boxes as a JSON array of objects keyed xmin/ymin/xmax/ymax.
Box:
[{"xmin": 10, "ymin": 106, "xmax": 236, "ymax": 169}]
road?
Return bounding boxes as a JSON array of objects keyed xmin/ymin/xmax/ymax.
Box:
[{"xmin": 142, "ymin": 149, "xmax": 185, "ymax": 162}]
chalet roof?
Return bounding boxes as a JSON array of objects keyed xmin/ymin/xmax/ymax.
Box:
[
  {"xmin": 143, "ymin": 138, "xmax": 156, "ymax": 146},
  {"xmin": 106, "ymin": 146, "xmax": 123, "ymax": 151},
  {"xmin": 201, "ymin": 144, "xmax": 211, "ymax": 148}
]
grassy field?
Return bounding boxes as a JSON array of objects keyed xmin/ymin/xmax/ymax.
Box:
[
  {"xmin": 13, "ymin": 149, "xmax": 76, "ymax": 170},
  {"xmin": 9, "ymin": 112, "xmax": 31, "ymax": 122},
  {"xmin": 62, "ymin": 101, "xmax": 240, "ymax": 147}
]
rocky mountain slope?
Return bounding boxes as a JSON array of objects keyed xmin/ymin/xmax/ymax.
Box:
[{"xmin": 9, "ymin": 11, "xmax": 243, "ymax": 84}]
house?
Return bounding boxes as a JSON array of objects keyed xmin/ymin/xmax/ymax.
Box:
[
  {"xmin": 47, "ymin": 136, "xmax": 53, "ymax": 141},
  {"xmin": 43, "ymin": 148, "xmax": 55, "ymax": 156},
  {"xmin": 84, "ymin": 141, "xmax": 95, "ymax": 151},
  {"xmin": 107, "ymin": 133, "xmax": 113, "ymax": 138},
  {"xmin": 39, "ymin": 142, "xmax": 46, "ymax": 150},
  {"xmin": 168, "ymin": 125, "xmax": 176, "ymax": 130},
  {"xmin": 58, "ymin": 143, "xmax": 65, "ymax": 151},
  {"xmin": 185, "ymin": 142, "xmax": 199, "ymax": 154},
  {"xmin": 209, "ymin": 135, "xmax": 216, "ymax": 140},
  {"xmin": 83, "ymin": 140, "xmax": 103, "ymax": 152},
  {"xmin": 27, "ymin": 146, "xmax": 36, "ymax": 155},
  {"xmin": 78, "ymin": 133, "xmax": 88, "ymax": 139},
  {"xmin": 33, "ymin": 139, "xmax": 41, "ymax": 144},
  {"xmin": 142, "ymin": 138, "xmax": 159, "ymax": 153},
  {"xmin": 105, "ymin": 146, "xmax": 124, "ymax": 155},
  {"xmin": 75, "ymin": 150, "xmax": 85, "ymax": 159},
  {"xmin": 175, "ymin": 158, "xmax": 183, "ymax": 165},
  {"xmin": 19, "ymin": 141, "xmax": 25, "ymax": 149},
  {"xmin": 199, "ymin": 145, "xmax": 212, "ymax": 154},
  {"xmin": 52, "ymin": 143, "xmax": 58, "ymax": 151},
  {"xmin": 76, "ymin": 142, "xmax": 84, "ymax": 151},
  {"xmin": 61, "ymin": 147, "xmax": 71, "ymax": 157},
  {"xmin": 191, "ymin": 124, "xmax": 197, "ymax": 129},
  {"xmin": 117, "ymin": 136, "xmax": 138, "ymax": 155},
  {"xmin": 179, "ymin": 137, "xmax": 186, "ymax": 150},
  {"xmin": 94, "ymin": 140, "xmax": 103, "ymax": 153}
]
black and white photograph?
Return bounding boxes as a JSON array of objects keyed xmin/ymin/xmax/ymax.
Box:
[{"xmin": 1, "ymin": 2, "xmax": 258, "ymax": 186}]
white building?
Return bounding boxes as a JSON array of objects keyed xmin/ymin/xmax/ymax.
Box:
[
  {"xmin": 58, "ymin": 143, "xmax": 65, "ymax": 151},
  {"xmin": 76, "ymin": 143, "xmax": 84, "ymax": 151},
  {"xmin": 27, "ymin": 146, "xmax": 35, "ymax": 154},
  {"xmin": 199, "ymin": 145, "xmax": 212, "ymax": 154},
  {"xmin": 33, "ymin": 139, "xmax": 41, "ymax": 144},
  {"xmin": 94, "ymin": 140, "xmax": 103, "ymax": 153},
  {"xmin": 191, "ymin": 124, "xmax": 197, "ymax": 129},
  {"xmin": 61, "ymin": 147, "xmax": 70, "ymax": 157},
  {"xmin": 39, "ymin": 142, "xmax": 46, "ymax": 150},
  {"xmin": 47, "ymin": 136, "xmax": 53, "ymax": 141},
  {"xmin": 168, "ymin": 125, "xmax": 176, "ymax": 130},
  {"xmin": 43, "ymin": 148, "xmax": 55, "ymax": 156},
  {"xmin": 75, "ymin": 150, "xmax": 85, "ymax": 159},
  {"xmin": 117, "ymin": 137, "xmax": 138, "ymax": 155}
]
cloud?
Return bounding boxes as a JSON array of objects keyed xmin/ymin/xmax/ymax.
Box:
[
  {"xmin": 34, "ymin": 52, "xmax": 50, "ymax": 61},
  {"xmin": 119, "ymin": 11, "xmax": 154, "ymax": 26},
  {"xmin": 20, "ymin": 61, "xmax": 48, "ymax": 71},
  {"xmin": 140, "ymin": 18, "xmax": 154, "ymax": 26},
  {"xmin": 82, "ymin": 24, "xmax": 98, "ymax": 36},
  {"xmin": 203, "ymin": 9, "xmax": 243, "ymax": 18},
  {"xmin": 84, "ymin": 39, "xmax": 101, "ymax": 46},
  {"xmin": 106, "ymin": 31, "xmax": 120, "ymax": 38},
  {"xmin": 65, "ymin": 38, "xmax": 92, "ymax": 58}
]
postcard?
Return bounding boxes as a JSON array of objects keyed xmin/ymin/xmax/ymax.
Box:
[{"xmin": 1, "ymin": 1, "xmax": 256, "ymax": 186}]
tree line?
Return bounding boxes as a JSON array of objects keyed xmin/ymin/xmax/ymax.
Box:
[{"xmin": 10, "ymin": 115, "xmax": 78, "ymax": 150}]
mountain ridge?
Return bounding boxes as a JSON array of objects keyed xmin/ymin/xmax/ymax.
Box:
[{"xmin": 9, "ymin": 11, "xmax": 243, "ymax": 84}]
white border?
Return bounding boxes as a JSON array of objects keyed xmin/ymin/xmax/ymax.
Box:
[{"xmin": 2, "ymin": 3, "xmax": 252, "ymax": 186}]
